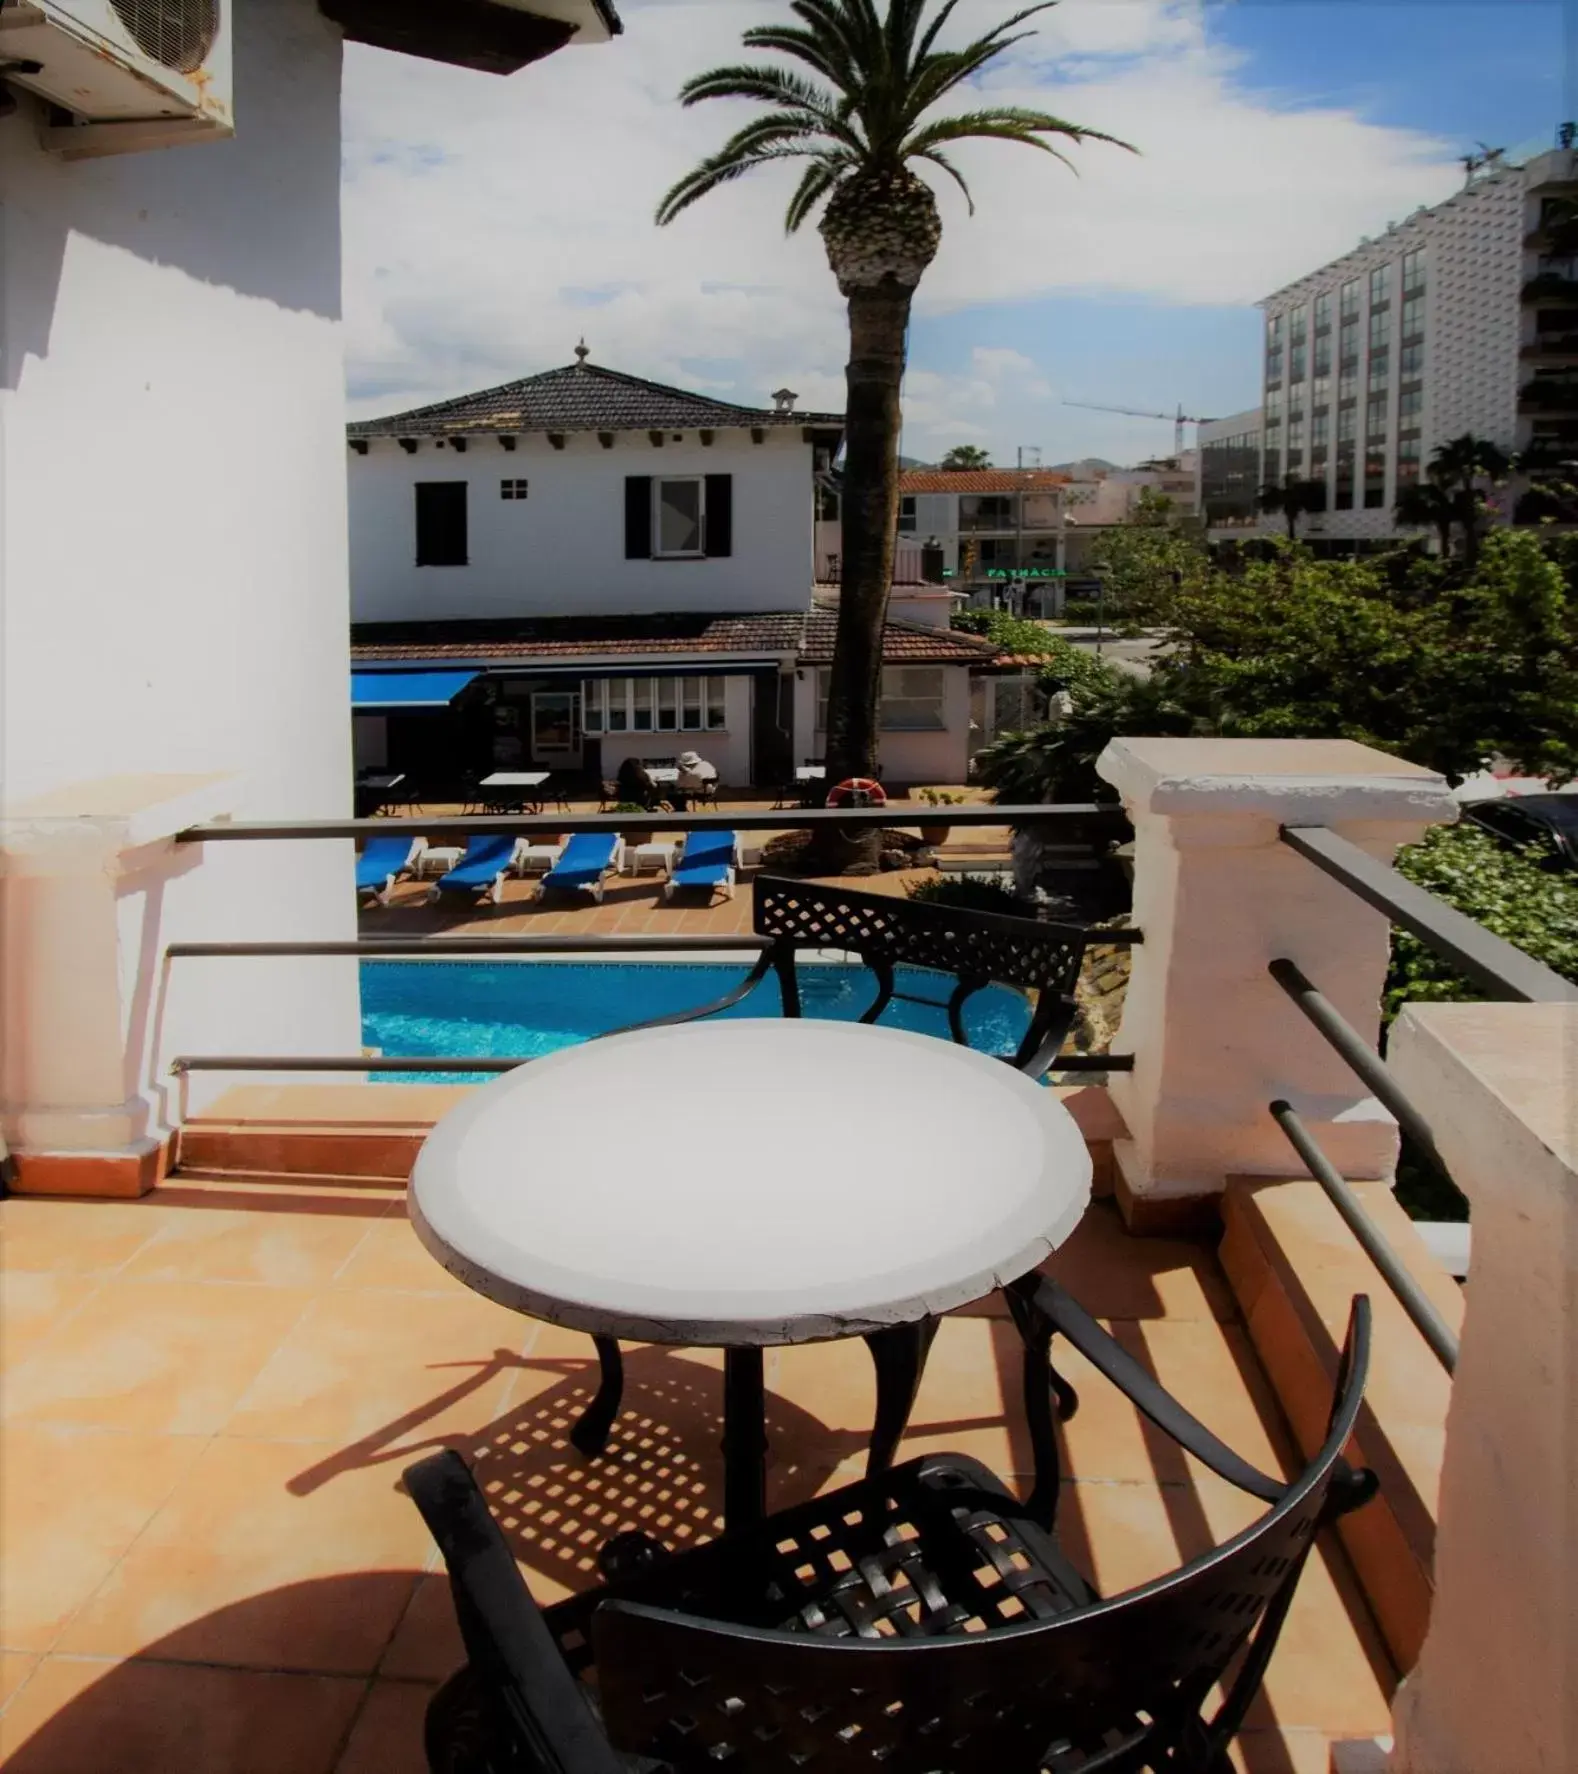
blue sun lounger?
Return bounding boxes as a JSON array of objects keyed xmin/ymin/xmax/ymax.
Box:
[
  {"xmin": 662, "ymin": 829, "xmax": 738, "ymax": 903},
  {"xmin": 430, "ymin": 835, "xmax": 517, "ymax": 903},
  {"xmin": 537, "ymin": 830, "xmax": 624, "ymax": 905},
  {"xmin": 356, "ymin": 835, "xmax": 421, "ymax": 904}
]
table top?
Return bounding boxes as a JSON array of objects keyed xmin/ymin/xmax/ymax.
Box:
[
  {"xmin": 481, "ymin": 771, "xmax": 550, "ymax": 787},
  {"xmin": 644, "ymin": 767, "xmax": 679, "ymax": 783},
  {"xmin": 795, "ymin": 766, "xmax": 827, "ymax": 781},
  {"xmin": 358, "ymin": 772, "xmax": 406, "ymax": 789},
  {"xmin": 410, "ymin": 1019, "xmax": 1092, "ymax": 1346}
]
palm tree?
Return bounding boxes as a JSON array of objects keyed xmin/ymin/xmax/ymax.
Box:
[
  {"xmin": 1425, "ymin": 433, "xmax": 1512, "ymax": 567},
  {"xmin": 1393, "ymin": 478, "xmax": 1456, "ymax": 558},
  {"xmin": 656, "ymin": 0, "xmax": 1129, "ymax": 858},
  {"xmin": 940, "ymin": 444, "xmax": 992, "ymax": 469},
  {"xmin": 1256, "ymin": 474, "xmax": 1326, "ymax": 541}
]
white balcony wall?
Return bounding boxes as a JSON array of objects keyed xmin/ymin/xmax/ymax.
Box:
[
  {"xmin": 350, "ymin": 430, "xmax": 817, "ymax": 620},
  {"xmin": 0, "ymin": 0, "xmax": 361, "ymax": 1135}
]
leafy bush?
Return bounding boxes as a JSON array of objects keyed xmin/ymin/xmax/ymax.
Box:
[
  {"xmin": 1060, "ymin": 598, "xmax": 1102, "ymax": 623},
  {"xmin": 1384, "ymin": 822, "xmax": 1578, "ymax": 1020},
  {"xmin": 905, "ymin": 873, "xmax": 1028, "ymax": 915}
]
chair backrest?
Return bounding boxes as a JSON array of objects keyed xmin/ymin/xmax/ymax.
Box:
[
  {"xmin": 592, "ymin": 1301, "xmax": 1374, "ymax": 1774},
  {"xmin": 751, "ymin": 875, "xmax": 1087, "ymax": 1073}
]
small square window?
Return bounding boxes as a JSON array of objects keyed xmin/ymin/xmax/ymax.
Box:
[{"xmin": 500, "ymin": 479, "xmax": 530, "ymax": 500}]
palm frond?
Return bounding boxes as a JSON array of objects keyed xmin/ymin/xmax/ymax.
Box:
[
  {"xmin": 679, "ymin": 63, "xmax": 837, "ymax": 116},
  {"xmin": 911, "ymin": 146, "xmax": 975, "ymax": 212},
  {"xmin": 904, "ymin": 106, "xmax": 1134, "ymax": 163},
  {"xmin": 741, "ymin": 25, "xmax": 852, "ymax": 91},
  {"xmin": 784, "ymin": 155, "xmax": 850, "ymax": 231},
  {"xmin": 912, "ymin": 0, "xmax": 965, "ymax": 66},
  {"xmin": 656, "ymin": 142, "xmax": 840, "ymax": 227}
]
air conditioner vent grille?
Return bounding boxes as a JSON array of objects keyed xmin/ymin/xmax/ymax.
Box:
[{"xmin": 108, "ymin": 0, "xmax": 220, "ymax": 74}]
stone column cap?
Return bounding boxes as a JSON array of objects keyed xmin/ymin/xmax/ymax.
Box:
[
  {"xmin": 1097, "ymin": 737, "xmax": 1457, "ymax": 823},
  {"xmin": 1, "ymin": 773, "xmax": 241, "ymax": 874}
]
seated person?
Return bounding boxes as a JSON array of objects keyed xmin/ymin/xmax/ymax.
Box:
[
  {"xmin": 616, "ymin": 755, "xmax": 661, "ymax": 811},
  {"xmin": 673, "ymin": 749, "xmax": 718, "ymax": 811}
]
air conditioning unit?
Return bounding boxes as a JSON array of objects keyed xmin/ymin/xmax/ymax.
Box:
[{"xmin": 0, "ymin": 0, "xmax": 232, "ymax": 158}]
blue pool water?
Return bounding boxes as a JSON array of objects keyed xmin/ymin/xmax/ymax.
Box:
[{"xmin": 359, "ymin": 961, "xmax": 1032, "ymax": 1081}]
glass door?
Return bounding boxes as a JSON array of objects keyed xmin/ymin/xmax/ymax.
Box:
[{"xmin": 530, "ymin": 691, "xmax": 582, "ymax": 768}]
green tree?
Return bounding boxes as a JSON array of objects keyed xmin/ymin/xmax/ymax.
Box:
[
  {"xmin": 656, "ymin": 0, "xmax": 1129, "ymax": 861},
  {"xmin": 1256, "ymin": 473, "xmax": 1327, "ymax": 541},
  {"xmin": 1085, "ymin": 517, "xmax": 1208, "ymax": 627},
  {"xmin": 939, "ymin": 444, "xmax": 992, "ymax": 469},
  {"xmin": 1393, "ymin": 478, "xmax": 1457, "ymax": 559},
  {"xmin": 1421, "ymin": 433, "xmax": 1514, "ymax": 566}
]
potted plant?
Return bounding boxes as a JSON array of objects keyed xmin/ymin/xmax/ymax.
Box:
[{"xmin": 917, "ymin": 788, "xmax": 966, "ymax": 847}]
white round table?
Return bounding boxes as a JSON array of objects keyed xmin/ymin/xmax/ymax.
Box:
[{"xmin": 411, "ymin": 1018, "xmax": 1092, "ymax": 1526}]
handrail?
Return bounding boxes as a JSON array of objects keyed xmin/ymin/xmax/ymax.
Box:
[
  {"xmin": 177, "ymin": 804, "xmax": 1128, "ymax": 842},
  {"xmin": 169, "ymin": 1052, "xmax": 1131, "ymax": 1074},
  {"xmin": 1267, "ymin": 959, "xmax": 1444, "ymax": 1164},
  {"xmin": 1269, "ymin": 1099, "xmax": 1460, "ymax": 1375},
  {"xmin": 1280, "ymin": 824, "xmax": 1578, "ymax": 1003},
  {"xmin": 167, "ymin": 931, "xmax": 1141, "ymax": 959}
]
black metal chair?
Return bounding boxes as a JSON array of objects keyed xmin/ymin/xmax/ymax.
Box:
[
  {"xmin": 614, "ymin": 874, "xmax": 1089, "ymax": 1079},
  {"xmin": 406, "ymin": 1290, "xmax": 1377, "ymax": 1774}
]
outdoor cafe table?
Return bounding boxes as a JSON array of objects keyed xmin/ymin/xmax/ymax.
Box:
[
  {"xmin": 409, "ymin": 1018, "xmax": 1092, "ymax": 1529},
  {"xmin": 479, "ymin": 770, "xmax": 550, "ymax": 811}
]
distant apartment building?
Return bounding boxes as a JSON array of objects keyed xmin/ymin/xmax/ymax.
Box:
[
  {"xmin": 1254, "ymin": 141, "xmax": 1578, "ymax": 544},
  {"xmin": 1196, "ymin": 410, "xmax": 1264, "ymax": 529}
]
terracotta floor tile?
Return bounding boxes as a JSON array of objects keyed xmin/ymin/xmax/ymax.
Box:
[
  {"xmin": 3, "ymin": 1279, "xmax": 313, "ymax": 1436},
  {"xmin": 1230, "ymin": 1728, "xmax": 1343, "ymax": 1774},
  {"xmin": 379, "ymin": 1574, "xmax": 464, "ymax": 1683},
  {"xmin": 0, "ymin": 1656, "xmax": 365, "ymax": 1773},
  {"xmin": 1039, "ymin": 1201, "xmax": 1236, "ymax": 1322},
  {"xmin": 0, "ymin": 1651, "xmax": 41, "ymax": 1709},
  {"xmin": 57, "ymin": 1438, "xmax": 432, "ymax": 1675},
  {"xmin": 329, "ymin": 1209, "xmax": 474, "ymax": 1294},
  {"xmin": 0, "ymin": 1200, "xmax": 168, "ymax": 1275},
  {"xmin": 1, "ymin": 1427, "xmax": 207, "ymax": 1653},
  {"xmin": 335, "ymin": 1678, "xmax": 436, "ymax": 1774},
  {"xmin": 117, "ymin": 1204, "xmax": 378, "ymax": 1288},
  {"xmin": 0, "ymin": 1271, "xmax": 101, "ymax": 1363},
  {"xmin": 225, "ymin": 1287, "xmax": 533, "ymax": 1446}
]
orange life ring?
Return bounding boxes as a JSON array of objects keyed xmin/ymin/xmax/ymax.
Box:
[{"xmin": 825, "ymin": 777, "xmax": 887, "ymax": 808}]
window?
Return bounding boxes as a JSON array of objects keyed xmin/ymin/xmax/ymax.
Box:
[
  {"xmin": 1403, "ymin": 248, "xmax": 1426, "ymax": 294},
  {"xmin": 1339, "ymin": 368, "xmax": 1358, "ymax": 402},
  {"xmin": 1311, "ymin": 412, "xmax": 1330, "ymax": 447},
  {"xmin": 1312, "ymin": 375, "xmax": 1330, "ymax": 406},
  {"xmin": 1396, "ymin": 435, "xmax": 1422, "ymax": 487},
  {"xmin": 500, "ymin": 479, "xmax": 529, "ymax": 500},
  {"xmin": 1314, "ymin": 292, "xmax": 1332, "ymax": 331},
  {"xmin": 1401, "ymin": 295, "xmax": 1424, "ymax": 340},
  {"xmin": 1289, "ymin": 308, "xmax": 1308, "ymax": 345},
  {"xmin": 897, "ymin": 495, "xmax": 917, "ymax": 533},
  {"xmin": 817, "ymin": 666, "xmax": 947, "ymax": 733},
  {"xmin": 1266, "ymin": 349, "xmax": 1284, "ymax": 386},
  {"xmin": 1400, "ymin": 341, "xmax": 1425, "ymax": 380},
  {"xmin": 1399, "ymin": 388, "xmax": 1423, "ymax": 424},
  {"xmin": 817, "ymin": 484, "xmax": 841, "ymax": 521},
  {"xmin": 1263, "ymin": 447, "xmax": 1281, "ymax": 483},
  {"xmin": 1369, "ymin": 263, "xmax": 1391, "ymax": 305},
  {"xmin": 415, "ymin": 482, "xmax": 468, "ymax": 566},
  {"xmin": 1267, "ymin": 313, "xmax": 1284, "ymax": 343},
  {"xmin": 582, "ymin": 676, "xmax": 728, "ymax": 734},
  {"xmin": 1368, "ymin": 309, "xmax": 1390, "ymax": 351},
  {"xmin": 1264, "ymin": 386, "xmax": 1282, "ymax": 419},
  {"xmin": 1289, "ymin": 345, "xmax": 1307, "ymax": 383},
  {"xmin": 625, "ymin": 474, "xmax": 732, "ymax": 559},
  {"xmin": 1366, "ymin": 395, "xmax": 1389, "ymax": 438},
  {"xmin": 1313, "ymin": 338, "xmax": 1332, "ymax": 378},
  {"xmin": 1337, "ymin": 406, "xmax": 1357, "ymax": 443},
  {"xmin": 1339, "ymin": 324, "xmax": 1359, "ymax": 367},
  {"xmin": 1368, "ymin": 351, "xmax": 1390, "ymax": 391},
  {"xmin": 655, "ymin": 478, "xmax": 703, "ymax": 556},
  {"xmin": 1364, "ymin": 444, "xmax": 1386, "ymax": 507},
  {"xmin": 1287, "ymin": 417, "xmax": 1305, "ymax": 452},
  {"xmin": 1340, "ymin": 279, "xmax": 1360, "ymax": 321}
]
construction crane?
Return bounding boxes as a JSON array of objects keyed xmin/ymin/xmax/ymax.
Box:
[{"xmin": 1062, "ymin": 400, "xmax": 1213, "ymax": 460}]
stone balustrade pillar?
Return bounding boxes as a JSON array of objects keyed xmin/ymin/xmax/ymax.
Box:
[{"xmin": 1094, "ymin": 738, "xmax": 1458, "ymax": 1226}]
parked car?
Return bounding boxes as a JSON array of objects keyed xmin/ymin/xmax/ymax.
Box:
[{"xmin": 1461, "ymin": 793, "xmax": 1578, "ymax": 870}]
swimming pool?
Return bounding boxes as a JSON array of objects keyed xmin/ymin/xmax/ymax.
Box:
[{"xmin": 359, "ymin": 960, "xmax": 1032, "ymax": 1081}]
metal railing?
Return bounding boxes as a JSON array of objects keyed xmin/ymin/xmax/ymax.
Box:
[
  {"xmin": 1268, "ymin": 824, "xmax": 1575, "ymax": 1372},
  {"xmin": 168, "ymin": 803, "xmax": 1137, "ymax": 1079}
]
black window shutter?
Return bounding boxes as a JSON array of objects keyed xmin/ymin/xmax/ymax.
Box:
[
  {"xmin": 704, "ymin": 474, "xmax": 733, "ymax": 558},
  {"xmin": 625, "ymin": 476, "xmax": 653, "ymax": 559},
  {"xmin": 415, "ymin": 482, "xmax": 468, "ymax": 566}
]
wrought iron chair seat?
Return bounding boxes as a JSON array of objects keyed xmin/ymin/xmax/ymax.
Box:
[{"xmin": 406, "ymin": 1296, "xmax": 1376, "ymax": 1774}]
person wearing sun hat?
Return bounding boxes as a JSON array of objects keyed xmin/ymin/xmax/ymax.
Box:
[{"xmin": 674, "ymin": 749, "xmax": 717, "ymax": 812}]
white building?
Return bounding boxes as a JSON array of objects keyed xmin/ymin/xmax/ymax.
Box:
[
  {"xmin": 0, "ymin": 0, "xmax": 616, "ymax": 1190},
  {"xmin": 1196, "ymin": 410, "xmax": 1265, "ymax": 532},
  {"xmin": 1255, "ymin": 142, "xmax": 1578, "ymax": 543},
  {"xmin": 348, "ymin": 358, "xmax": 992, "ymax": 786}
]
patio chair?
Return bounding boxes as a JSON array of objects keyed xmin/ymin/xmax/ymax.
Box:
[
  {"xmin": 537, "ymin": 831, "xmax": 624, "ymax": 905},
  {"xmin": 405, "ymin": 1294, "xmax": 1377, "ymax": 1774},
  {"xmin": 612, "ymin": 873, "xmax": 1088, "ymax": 1078},
  {"xmin": 428, "ymin": 835, "xmax": 518, "ymax": 905},
  {"xmin": 355, "ymin": 835, "xmax": 422, "ymax": 905},
  {"xmin": 597, "ymin": 780, "xmax": 621, "ymax": 813},
  {"xmin": 662, "ymin": 829, "xmax": 738, "ymax": 903}
]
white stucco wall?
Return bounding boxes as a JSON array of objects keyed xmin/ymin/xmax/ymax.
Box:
[
  {"xmin": 794, "ymin": 666, "xmax": 972, "ymax": 785},
  {"xmin": 593, "ymin": 676, "xmax": 755, "ymax": 787},
  {"xmin": 350, "ymin": 429, "xmax": 817, "ymax": 621},
  {"xmin": 0, "ymin": 0, "xmax": 361, "ymax": 1118}
]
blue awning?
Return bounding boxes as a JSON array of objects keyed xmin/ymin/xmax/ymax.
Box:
[{"xmin": 350, "ymin": 670, "xmax": 480, "ymax": 711}]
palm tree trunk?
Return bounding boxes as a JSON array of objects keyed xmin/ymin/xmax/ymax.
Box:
[{"xmin": 812, "ymin": 279, "xmax": 912, "ymax": 873}]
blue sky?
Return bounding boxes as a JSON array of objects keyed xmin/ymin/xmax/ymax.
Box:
[{"xmin": 343, "ymin": 0, "xmax": 1567, "ymax": 466}]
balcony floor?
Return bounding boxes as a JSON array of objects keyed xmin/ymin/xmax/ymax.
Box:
[{"xmin": 0, "ymin": 1177, "xmax": 1396, "ymax": 1772}]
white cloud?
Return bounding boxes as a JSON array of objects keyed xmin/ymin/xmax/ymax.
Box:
[{"xmin": 341, "ymin": 0, "xmax": 1461, "ymax": 421}]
